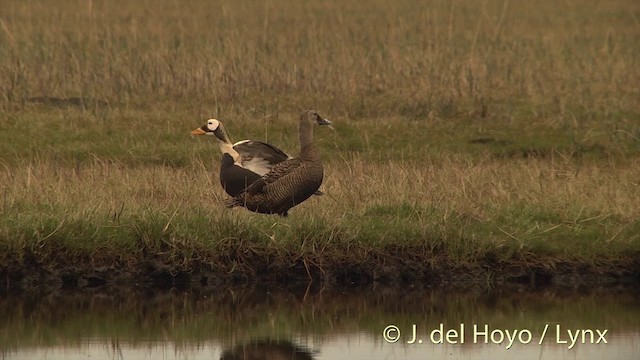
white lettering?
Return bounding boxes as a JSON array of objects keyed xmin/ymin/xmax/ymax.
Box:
[{"xmin": 474, "ymin": 324, "xmax": 488, "ymax": 344}]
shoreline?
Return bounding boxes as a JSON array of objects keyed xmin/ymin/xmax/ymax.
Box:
[{"xmin": 3, "ymin": 254, "xmax": 638, "ymax": 291}]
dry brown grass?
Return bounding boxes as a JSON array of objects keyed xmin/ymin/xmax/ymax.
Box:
[
  {"xmin": 2, "ymin": 155, "xmax": 638, "ymax": 256},
  {"xmin": 1, "ymin": 0, "xmax": 638, "ymax": 120},
  {"xmin": 326, "ymin": 155, "xmax": 640, "ymax": 219},
  {"xmin": 3, "ymin": 155, "xmax": 639, "ymax": 222}
]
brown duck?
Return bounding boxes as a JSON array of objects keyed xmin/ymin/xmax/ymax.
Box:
[{"xmin": 224, "ymin": 110, "xmax": 332, "ymax": 216}]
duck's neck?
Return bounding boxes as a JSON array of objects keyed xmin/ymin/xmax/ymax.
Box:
[
  {"xmin": 214, "ymin": 124, "xmax": 232, "ymax": 144},
  {"xmin": 298, "ymin": 119, "xmax": 321, "ymax": 163},
  {"xmin": 299, "ymin": 118, "xmax": 314, "ymax": 153},
  {"xmin": 219, "ymin": 142, "xmax": 240, "ymax": 163}
]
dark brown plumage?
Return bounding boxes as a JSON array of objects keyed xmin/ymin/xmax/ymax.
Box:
[
  {"xmin": 224, "ymin": 110, "xmax": 332, "ymax": 216},
  {"xmin": 219, "ymin": 153, "xmax": 262, "ymax": 197}
]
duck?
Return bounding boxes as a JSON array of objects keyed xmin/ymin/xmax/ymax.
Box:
[
  {"xmin": 191, "ymin": 118, "xmax": 291, "ymax": 196},
  {"xmin": 224, "ymin": 110, "xmax": 332, "ymax": 217},
  {"xmin": 191, "ymin": 118, "xmax": 324, "ymax": 197}
]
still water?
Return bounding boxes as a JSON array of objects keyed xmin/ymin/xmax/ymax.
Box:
[{"xmin": 1, "ymin": 284, "xmax": 638, "ymax": 360}]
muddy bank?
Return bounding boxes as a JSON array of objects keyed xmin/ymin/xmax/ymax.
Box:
[{"xmin": 2, "ymin": 252, "xmax": 639, "ymax": 291}]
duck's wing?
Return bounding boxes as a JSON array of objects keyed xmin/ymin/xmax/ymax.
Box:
[
  {"xmin": 243, "ymin": 157, "xmax": 303, "ymax": 195},
  {"xmin": 233, "ymin": 140, "xmax": 291, "ymax": 176}
]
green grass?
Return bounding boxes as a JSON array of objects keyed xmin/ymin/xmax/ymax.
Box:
[
  {"xmin": 0, "ymin": 0, "xmax": 639, "ymax": 285},
  {"xmin": 0, "ymin": 151, "xmax": 638, "ymax": 283}
]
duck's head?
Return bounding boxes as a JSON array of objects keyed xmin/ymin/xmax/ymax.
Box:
[
  {"xmin": 302, "ymin": 110, "xmax": 333, "ymax": 129},
  {"xmin": 191, "ymin": 119, "xmax": 231, "ymax": 143}
]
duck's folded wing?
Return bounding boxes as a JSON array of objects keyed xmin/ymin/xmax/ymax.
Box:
[
  {"xmin": 244, "ymin": 158, "xmax": 302, "ymax": 195},
  {"xmin": 234, "ymin": 140, "xmax": 291, "ymax": 175},
  {"xmin": 234, "ymin": 140, "xmax": 291, "ymax": 162}
]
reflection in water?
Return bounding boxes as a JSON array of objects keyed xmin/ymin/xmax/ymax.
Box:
[
  {"xmin": 1, "ymin": 284, "xmax": 638, "ymax": 359},
  {"xmin": 220, "ymin": 340, "xmax": 315, "ymax": 360}
]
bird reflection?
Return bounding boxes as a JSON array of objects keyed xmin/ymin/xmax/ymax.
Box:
[{"xmin": 220, "ymin": 340, "xmax": 315, "ymax": 360}]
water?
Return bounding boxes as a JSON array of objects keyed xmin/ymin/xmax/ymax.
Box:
[{"xmin": 1, "ymin": 284, "xmax": 638, "ymax": 360}]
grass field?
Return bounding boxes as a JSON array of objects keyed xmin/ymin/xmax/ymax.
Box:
[{"xmin": 1, "ymin": 0, "xmax": 639, "ymax": 287}]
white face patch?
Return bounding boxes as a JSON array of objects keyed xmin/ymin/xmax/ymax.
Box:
[{"xmin": 206, "ymin": 119, "xmax": 220, "ymax": 132}]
